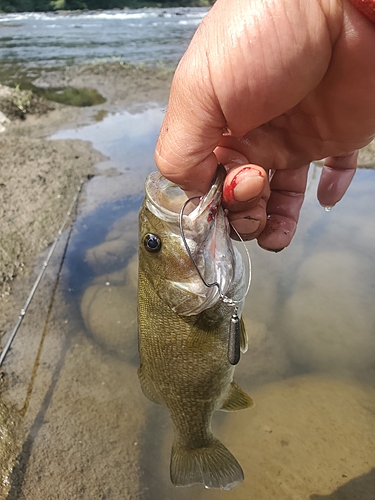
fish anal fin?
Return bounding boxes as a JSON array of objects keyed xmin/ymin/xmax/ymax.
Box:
[
  {"xmin": 137, "ymin": 365, "xmax": 163, "ymax": 404},
  {"xmin": 240, "ymin": 317, "xmax": 248, "ymax": 353},
  {"xmin": 220, "ymin": 381, "xmax": 254, "ymax": 412},
  {"xmin": 171, "ymin": 437, "xmax": 244, "ymax": 490}
]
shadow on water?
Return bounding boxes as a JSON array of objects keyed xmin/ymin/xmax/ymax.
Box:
[{"xmin": 310, "ymin": 468, "xmax": 375, "ymax": 500}]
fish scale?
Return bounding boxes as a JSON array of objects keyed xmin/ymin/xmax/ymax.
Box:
[{"xmin": 137, "ymin": 167, "xmax": 254, "ymax": 490}]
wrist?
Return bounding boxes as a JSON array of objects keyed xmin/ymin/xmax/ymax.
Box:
[{"xmin": 349, "ymin": 0, "xmax": 375, "ymax": 22}]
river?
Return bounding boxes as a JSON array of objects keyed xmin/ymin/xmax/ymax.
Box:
[{"xmin": 0, "ymin": 7, "xmax": 208, "ymax": 83}]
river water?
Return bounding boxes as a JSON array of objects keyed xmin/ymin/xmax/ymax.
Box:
[
  {"xmin": 0, "ymin": 7, "xmax": 208, "ymax": 83},
  {"xmin": 1, "ymin": 7, "xmax": 375, "ymax": 500}
]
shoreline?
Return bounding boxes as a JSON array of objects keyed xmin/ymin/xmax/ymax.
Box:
[
  {"xmin": 0, "ymin": 61, "xmax": 173, "ymax": 327},
  {"xmin": 0, "ymin": 1, "xmax": 212, "ymax": 15},
  {"xmin": 0, "ymin": 61, "xmax": 176, "ymax": 499}
]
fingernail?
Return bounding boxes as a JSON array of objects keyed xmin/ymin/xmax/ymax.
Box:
[
  {"xmin": 224, "ymin": 167, "xmax": 264, "ymax": 203},
  {"xmin": 263, "ymin": 247, "xmax": 285, "ymax": 253},
  {"xmin": 234, "ymin": 174, "xmax": 264, "ymax": 202},
  {"xmin": 321, "ymin": 204, "xmax": 334, "ymax": 212}
]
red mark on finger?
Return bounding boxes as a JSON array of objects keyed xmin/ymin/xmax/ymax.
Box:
[{"xmin": 223, "ymin": 167, "xmax": 262, "ymax": 204}]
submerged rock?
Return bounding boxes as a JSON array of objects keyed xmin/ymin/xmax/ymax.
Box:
[
  {"xmin": 80, "ymin": 254, "xmax": 138, "ymax": 360},
  {"xmin": 85, "ymin": 211, "xmax": 138, "ymax": 276}
]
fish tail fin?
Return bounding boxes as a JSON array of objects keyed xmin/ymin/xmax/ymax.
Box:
[{"xmin": 170, "ymin": 437, "xmax": 244, "ymax": 490}]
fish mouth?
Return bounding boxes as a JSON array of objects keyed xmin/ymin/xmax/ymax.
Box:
[
  {"xmin": 145, "ymin": 166, "xmax": 236, "ymax": 315},
  {"xmin": 144, "ymin": 165, "xmax": 226, "ymax": 225}
]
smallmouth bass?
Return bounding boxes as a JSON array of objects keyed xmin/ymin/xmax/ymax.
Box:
[{"xmin": 138, "ymin": 166, "xmax": 253, "ymax": 490}]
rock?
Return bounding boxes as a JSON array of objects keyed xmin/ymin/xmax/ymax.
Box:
[
  {"xmin": 84, "ymin": 211, "xmax": 138, "ymax": 275},
  {"xmin": 85, "ymin": 238, "xmax": 133, "ymax": 275},
  {"xmin": 0, "ymin": 111, "xmax": 10, "ymax": 124},
  {"xmin": 358, "ymin": 139, "xmax": 375, "ymax": 168},
  {"xmin": 0, "ymin": 84, "xmax": 53, "ymax": 120},
  {"xmin": 80, "ymin": 254, "xmax": 138, "ymax": 360},
  {"xmin": 0, "ymin": 111, "xmax": 10, "ymax": 133}
]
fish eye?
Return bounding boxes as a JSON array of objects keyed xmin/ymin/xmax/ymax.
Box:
[{"xmin": 143, "ymin": 233, "xmax": 162, "ymax": 253}]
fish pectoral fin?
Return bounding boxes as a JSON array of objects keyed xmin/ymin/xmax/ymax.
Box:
[
  {"xmin": 137, "ymin": 366, "xmax": 163, "ymax": 404},
  {"xmin": 240, "ymin": 317, "xmax": 248, "ymax": 353},
  {"xmin": 171, "ymin": 437, "xmax": 243, "ymax": 490},
  {"xmin": 219, "ymin": 381, "xmax": 254, "ymax": 412}
]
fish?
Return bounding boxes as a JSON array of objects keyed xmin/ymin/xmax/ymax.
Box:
[{"xmin": 137, "ymin": 165, "xmax": 254, "ymax": 490}]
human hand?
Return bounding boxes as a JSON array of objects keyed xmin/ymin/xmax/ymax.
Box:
[{"xmin": 155, "ymin": 0, "xmax": 375, "ymax": 251}]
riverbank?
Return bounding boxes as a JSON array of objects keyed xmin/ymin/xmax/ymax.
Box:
[
  {"xmin": 0, "ymin": 0, "xmax": 212, "ymax": 14},
  {"xmin": 0, "ymin": 61, "xmax": 173, "ymax": 325},
  {"xmin": 0, "ymin": 61, "xmax": 173, "ymax": 499}
]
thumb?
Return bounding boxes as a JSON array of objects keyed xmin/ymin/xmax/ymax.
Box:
[{"xmin": 154, "ymin": 50, "xmax": 225, "ymax": 194}]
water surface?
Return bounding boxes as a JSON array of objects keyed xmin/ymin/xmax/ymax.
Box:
[{"xmin": 0, "ymin": 7, "xmax": 208, "ymax": 84}]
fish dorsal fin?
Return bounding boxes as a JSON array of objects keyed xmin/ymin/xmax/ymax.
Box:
[
  {"xmin": 220, "ymin": 381, "xmax": 254, "ymax": 412},
  {"xmin": 240, "ymin": 317, "xmax": 248, "ymax": 353},
  {"xmin": 138, "ymin": 365, "xmax": 163, "ymax": 404}
]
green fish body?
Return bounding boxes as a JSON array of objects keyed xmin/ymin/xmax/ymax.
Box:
[{"xmin": 138, "ymin": 167, "xmax": 253, "ymax": 490}]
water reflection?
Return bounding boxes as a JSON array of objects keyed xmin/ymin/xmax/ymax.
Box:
[
  {"xmin": 52, "ymin": 107, "xmax": 163, "ymax": 298},
  {"xmin": 0, "ymin": 7, "xmax": 209, "ymax": 76},
  {"xmin": 51, "ymin": 106, "xmax": 164, "ymax": 170},
  {"xmin": 4, "ymin": 105, "xmax": 375, "ymax": 498}
]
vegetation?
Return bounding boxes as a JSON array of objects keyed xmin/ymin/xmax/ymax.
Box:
[{"xmin": 0, "ymin": 0, "xmax": 212, "ymax": 13}]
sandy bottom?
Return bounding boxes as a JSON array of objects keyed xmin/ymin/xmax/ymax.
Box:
[{"xmin": 151, "ymin": 375, "xmax": 375, "ymax": 500}]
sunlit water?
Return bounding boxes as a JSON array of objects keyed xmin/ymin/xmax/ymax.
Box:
[
  {"xmin": 0, "ymin": 7, "xmax": 208, "ymax": 83},
  {"xmin": 3, "ymin": 107, "xmax": 373, "ymax": 498}
]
